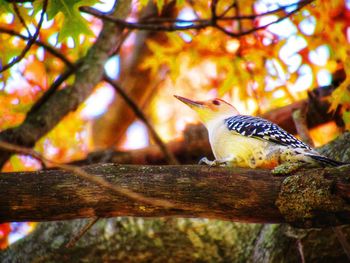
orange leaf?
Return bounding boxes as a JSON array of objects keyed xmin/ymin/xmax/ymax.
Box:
[{"xmin": 23, "ymin": 56, "xmax": 48, "ymax": 90}]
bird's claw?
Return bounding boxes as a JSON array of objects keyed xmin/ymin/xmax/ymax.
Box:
[
  {"xmin": 199, "ymin": 157, "xmax": 227, "ymax": 167},
  {"xmin": 198, "ymin": 157, "xmax": 211, "ymax": 165}
]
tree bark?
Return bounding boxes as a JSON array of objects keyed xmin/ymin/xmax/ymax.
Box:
[
  {"xmin": 1, "ymin": 163, "xmax": 350, "ymax": 227},
  {"xmin": 1, "ymin": 218, "xmax": 350, "ymax": 262},
  {"xmin": 2, "ymin": 133, "xmax": 350, "ymax": 263},
  {"xmin": 0, "ymin": 218, "xmax": 265, "ymax": 263}
]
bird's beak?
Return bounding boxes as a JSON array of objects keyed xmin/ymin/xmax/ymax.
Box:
[{"xmin": 174, "ymin": 95, "xmax": 204, "ymax": 109}]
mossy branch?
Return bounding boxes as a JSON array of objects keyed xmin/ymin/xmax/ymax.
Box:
[{"xmin": 1, "ymin": 163, "xmax": 350, "ymax": 228}]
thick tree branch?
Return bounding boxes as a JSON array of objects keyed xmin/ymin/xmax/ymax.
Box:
[{"xmin": 0, "ymin": 163, "xmax": 350, "ymax": 227}]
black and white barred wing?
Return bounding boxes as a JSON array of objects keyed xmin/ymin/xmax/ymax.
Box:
[{"xmin": 225, "ymin": 115, "xmax": 312, "ymax": 150}]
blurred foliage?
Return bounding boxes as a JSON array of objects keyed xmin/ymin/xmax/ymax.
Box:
[{"xmin": 0, "ymin": 0, "xmax": 349, "ymax": 250}]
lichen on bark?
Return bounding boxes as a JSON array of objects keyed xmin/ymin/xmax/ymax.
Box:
[
  {"xmin": 0, "ymin": 218, "xmax": 262, "ymax": 263},
  {"xmin": 276, "ymin": 172, "xmax": 347, "ymax": 228}
]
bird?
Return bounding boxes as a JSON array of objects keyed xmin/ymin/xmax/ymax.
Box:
[{"xmin": 174, "ymin": 95, "xmax": 346, "ymax": 174}]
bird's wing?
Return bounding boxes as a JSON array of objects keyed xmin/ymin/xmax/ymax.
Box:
[{"xmin": 225, "ymin": 115, "xmax": 312, "ymax": 150}]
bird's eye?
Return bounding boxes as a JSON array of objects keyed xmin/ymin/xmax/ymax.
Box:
[{"xmin": 212, "ymin": 100, "xmax": 220, "ymax": 105}]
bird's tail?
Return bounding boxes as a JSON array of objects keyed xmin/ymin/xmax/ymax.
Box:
[{"xmin": 307, "ymin": 154, "xmax": 347, "ymax": 167}]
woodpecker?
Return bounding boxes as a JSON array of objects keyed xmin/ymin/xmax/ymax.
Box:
[{"xmin": 175, "ymin": 95, "xmax": 345, "ymax": 173}]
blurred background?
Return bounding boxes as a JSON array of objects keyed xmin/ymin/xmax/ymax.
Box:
[{"xmin": 0, "ymin": 0, "xmax": 349, "ymax": 252}]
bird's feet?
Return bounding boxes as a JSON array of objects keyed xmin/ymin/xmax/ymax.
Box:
[{"xmin": 198, "ymin": 157, "xmax": 228, "ymax": 167}]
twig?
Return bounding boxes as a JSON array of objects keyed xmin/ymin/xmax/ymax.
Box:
[
  {"xmin": 297, "ymin": 239, "xmax": 306, "ymax": 263},
  {"xmin": 80, "ymin": 0, "xmax": 314, "ymax": 37},
  {"xmin": 186, "ymin": 0, "xmax": 201, "ymax": 19},
  {"xmin": 210, "ymin": 0, "xmax": 218, "ymax": 24},
  {"xmin": 292, "ymin": 101, "xmax": 314, "ymax": 147},
  {"xmin": 5, "ymin": 0, "xmax": 35, "ymax": 2},
  {"xmin": 80, "ymin": 7, "xmax": 211, "ymax": 31},
  {"xmin": 65, "ymin": 217, "xmax": 99, "ymax": 248},
  {"xmin": 218, "ymin": 1, "xmax": 236, "ymax": 18},
  {"xmin": 0, "ymin": 0, "xmax": 48, "ymax": 73},
  {"xmin": 27, "ymin": 62, "xmax": 81, "ymax": 115},
  {"xmin": 0, "ymin": 27, "xmax": 73, "ymax": 67},
  {"xmin": 333, "ymin": 226, "xmax": 350, "ymax": 261},
  {"xmin": 0, "ymin": 140, "xmax": 180, "ymax": 209},
  {"xmin": 12, "ymin": 2, "xmax": 32, "ymax": 37},
  {"xmin": 214, "ymin": 0, "xmax": 311, "ymax": 37},
  {"xmin": 104, "ymin": 75, "xmax": 179, "ymax": 165},
  {"xmin": 234, "ymin": 0, "xmax": 243, "ymax": 33},
  {"xmin": 82, "ymin": 0, "xmax": 312, "ymax": 23}
]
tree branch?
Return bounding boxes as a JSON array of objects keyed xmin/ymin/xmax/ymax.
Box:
[
  {"xmin": 80, "ymin": 0, "xmax": 314, "ymax": 37},
  {"xmin": 104, "ymin": 76, "xmax": 178, "ymax": 165},
  {"xmin": 0, "ymin": 27, "xmax": 73, "ymax": 67},
  {"xmin": 214, "ymin": 0, "xmax": 311, "ymax": 37},
  {"xmin": 12, "ymin": 2, "xmax": 31, "ymax": 37},
  {"xmin": 0, "ymin": 0, "xmax": 47, "ymax": 73},
  {"xmin": 0, "ymin": 163, "xmax": 350, "ymax": 227},
  {"xmin": 27, "ymin": 62, "xmax": 81, "ymax": 115}
]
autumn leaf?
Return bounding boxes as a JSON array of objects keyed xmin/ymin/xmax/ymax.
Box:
[
  {"xmin": 23, "ymin": 56, "xmax": 47, "ymax": 90},
  {"xmin": 44, "ymin": 0, "xmax": 98, "ymax": 44},
  {"xmin": 0, "ymin": 223, "xmax": 11, "ymax": 250}
]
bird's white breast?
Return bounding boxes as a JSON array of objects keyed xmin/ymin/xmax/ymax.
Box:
[{"xmin": 205, "ymin": 118, "xmax": 278, "ymax": 167}]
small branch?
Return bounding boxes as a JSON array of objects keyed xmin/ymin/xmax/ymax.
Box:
[
  {"xmin": 65, "ymin": 217, "xmax": 99, "ymax": 248},
  {"xmin": 186, "ymin": 0, "xmax": 201, "ymax": 19},
  {"xmin": 218, "ymin": 1, "xmax": 236, "ymax": 18},
  {"xmin": 104, "ymin": 76, "xmax": 179, "ymax": 165},
  {"xmin": 234, "ymin": 0, "xmax": 243, "ymax": 33},
  {"xmin": 214, "ymin": 0, "xmax": 310, "ymax": 38},
  {"xmin": 80, "ymin": 7, "xmax": 211, "ymax": 31},
  {"xmin": 297, "ymin": 240, "xmax": 306, "ymax": 263},
  {"xmin": 210, "ymin": 0, "xmax": 218, "ymax": 24},
  {"xmin": 0, "ymin": 27, "xmax": 73, "ymax": 67},
  {"xmin": 5, "ymin": 0, "xmax": 34, "ymax": 2},
  {"xmin": 217, "ymin": 0, "xmax": 313, "ymax": 21},
  {"xmin": 12, "ymin": 2, "xmax": 31, "ymax": 37},
  {"xmin": 0, "ymin": 0, "xmax": 48, "ymax": 73},
  {"xmin": 80, "ymin": 0, "xmax": 314, "ymax": 37},
  {"xmin": 28, "ymin": 62, "xmax": 81, "ymax": 115}
]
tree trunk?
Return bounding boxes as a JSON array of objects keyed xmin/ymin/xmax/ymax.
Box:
[
  {"xmin": 92, "ymin": 2, "xmax": 177, "ymax": 149},
  {"xmin": 1, "ymin": 218, "xmax": 350, "ymax": 262}
]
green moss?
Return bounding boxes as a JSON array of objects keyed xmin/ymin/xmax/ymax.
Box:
[
  {"xmin": 276, "ymin": 172, "xmax": 347, "ymax": 227},
  {"xmin": 272, "ymin": 162, "xmax": 302, "ymax": 174}
]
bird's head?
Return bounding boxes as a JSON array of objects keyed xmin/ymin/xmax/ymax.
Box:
[{"xmin": 174, "ymin": 95, "xmax": 239, "ymax": 124}]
